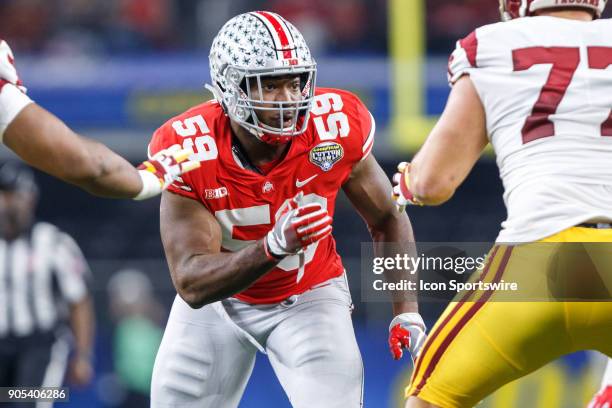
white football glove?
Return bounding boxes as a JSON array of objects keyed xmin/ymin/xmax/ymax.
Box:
[
  {"xmin": 134, "ymin": 144, "xmax": 201, "ymax": 200},
  {"xmin": 388, "ymin": 312, "xmax": 427, "ymax": 363},
  {"xmin": 392, "ymin": 162, "xmax": 423, "ymax": 211},
  {"xmin": 0, "ymin": 40, "xmax": 26, "ymax": 93},
  {"xmin": 0, "ymin": 40, "xmax": 33, "ymax": 141},
  {"xmin": 265, "ymin": 193, "xmax": 333, "ymax": 258}
]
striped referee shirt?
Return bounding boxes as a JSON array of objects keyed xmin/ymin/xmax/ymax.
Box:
[{"xmin": 0, "ymin": 222, "xmax": 89, "ymax": 337}]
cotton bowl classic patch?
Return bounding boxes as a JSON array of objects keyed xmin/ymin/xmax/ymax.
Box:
[{"xmin": 309, "ymin": 142, "xmax": 344, "ymax": 171}]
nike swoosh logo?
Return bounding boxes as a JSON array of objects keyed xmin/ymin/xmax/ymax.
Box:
[{"xmin": 295, "ymin": 174, "xmax": 318, "ymax": 188}]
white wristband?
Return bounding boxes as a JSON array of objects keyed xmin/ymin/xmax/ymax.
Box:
[
  {"xmin": 133, "ymin": 169, "xmax": 163, "ymax": 200},
  {"xmin": 0, "ymin": 84, "xmax": 33, "ymax": 143},
  {"xmin": 389, "ymin": 312, "xmax": 426, "ymax": 332}
]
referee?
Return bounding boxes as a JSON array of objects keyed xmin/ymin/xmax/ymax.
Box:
[{"xmin": 0, "ymin": 162, "xmax": 94, "ymax": 405}]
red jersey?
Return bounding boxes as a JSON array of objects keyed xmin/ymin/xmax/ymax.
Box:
[{"xmin": 149, "ymin": 87, "xmax": 375, "ymax": 304}]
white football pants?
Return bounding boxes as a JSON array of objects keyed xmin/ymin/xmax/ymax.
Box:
[{"xmin": 151, "ymin": 274, "xmax": 364, "ymax": 407}]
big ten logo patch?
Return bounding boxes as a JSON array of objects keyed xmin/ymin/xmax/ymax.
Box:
[{"xmin": 205, "ymin": 187, "xmax": 228, "ymax": 199}]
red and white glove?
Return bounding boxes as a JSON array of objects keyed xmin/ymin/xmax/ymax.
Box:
[
  {"xmin": 0, "ymin": 40, "xmax": 26, "ymax": 93},
  {"xmin": 0, "ymin": 40, "xmax": 33, "ymax": 140},
  {"xmin": 265, "ymin": 193, "xmax": 332, "ymax": 259},
  {"xmin": 134, "ymin": 144, "xmax": 200, "ymax": 200},
  {"xmin": 589, "ymin": 386, "xmax": 612, "ymax": 408},
  {"xmin": 392, "ymin": 162, "xmax": 423, "ymax": 210},
  {"xmin": 388, "ymin": 312, "xmax": 427, "ymax": 362}
]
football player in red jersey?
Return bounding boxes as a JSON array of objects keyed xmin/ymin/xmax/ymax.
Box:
[
  {"xmin": 392, "ymin": 1, "xmax": 612, "ymax": 407},
  {"xmin": 0, "ymin": 41, "xmax": 198, "ymax": 200},
  {"xmin": 148, "ymin": 11, "xmax": 424, "ymax": 407}
]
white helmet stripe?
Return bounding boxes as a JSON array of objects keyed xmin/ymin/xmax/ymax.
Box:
[{"xmin": 253, "ymin": 11, "xmax": 296, "ymax": 60}]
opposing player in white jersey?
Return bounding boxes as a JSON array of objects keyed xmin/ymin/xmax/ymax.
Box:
[
  {"xmin": 0, "ymin": 41, "xmax": 198, "ymax": 200},
  {"xmin": 392, "ymin": 1, "xmax": 612, "ymax": 407},
  {"xmin": 149, "ymin": 11, "xmax": 424, "ymax": 408}
]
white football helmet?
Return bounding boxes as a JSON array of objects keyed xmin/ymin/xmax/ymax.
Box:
[
  {"xmin": 499, "ymin": 0, "xmax": 607, "ymax": 21},
  {"xmin": 207, "ymin": 11, "xmax": 317, "ymax": 145}
]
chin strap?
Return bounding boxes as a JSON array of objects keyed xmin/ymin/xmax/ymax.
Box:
[{"xmin": 259, "ymin": 133, "xmax": 292, "ymax": 145}]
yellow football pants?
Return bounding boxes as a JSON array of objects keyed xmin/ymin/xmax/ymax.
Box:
[{"xmin": 406, "ymin": 227, "xmax": 612, "ymax": 408}]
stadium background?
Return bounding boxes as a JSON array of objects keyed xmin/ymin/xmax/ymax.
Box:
[{"xmin": 1, "ymin": 0, "xmax": 610, "ymax": 406}]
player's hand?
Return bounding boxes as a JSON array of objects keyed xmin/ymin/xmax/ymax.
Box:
[
  {"xmin": 388, "ymin": 312, "xmax": 427, "ymax": 362},
  {"xmin": 265, "ymin": 193, "xmax": 333, "ymax": 258},
  {"xmin": 134, "ymin": 144, "xmax": 200, "ymax": 200},
  {"xmin": 589, "ymin": 385, "xmax": 612, "ymax": 408},
  {"xmin": 0, "ymin": 40, "xmax": 26, "ymax": 93},
  {"xmin": 392, "ymin": 162, "xmax": 423, "ymax": 211},
  {"xmin": 0, "ymin": 40, "xmax": 33, "ymax": 141},
  {"xmin": 67, "ymin": 355, "xmax": 93, "ymax": 387}
]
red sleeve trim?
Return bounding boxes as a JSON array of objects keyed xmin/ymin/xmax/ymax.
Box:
[{"xmin": 459, "ymin": 31, "xmax": 478, "ymax": 68}]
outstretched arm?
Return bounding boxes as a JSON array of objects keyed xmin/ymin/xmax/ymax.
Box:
[
  {"xmin": 0, "ymin": 40, "xmax": 197, "ymax": 199},
  {"xmin": 395, "ymin": 76, "xmax": 488, "ymax": 206},
  {"xmin": 5, "ymin": 104, "xmax": 144, "ymax": 198}
]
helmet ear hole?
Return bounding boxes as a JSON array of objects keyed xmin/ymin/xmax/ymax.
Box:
[{"xmin": 236, "ymin": 107, "xmax": 250, "ymax": 122}]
